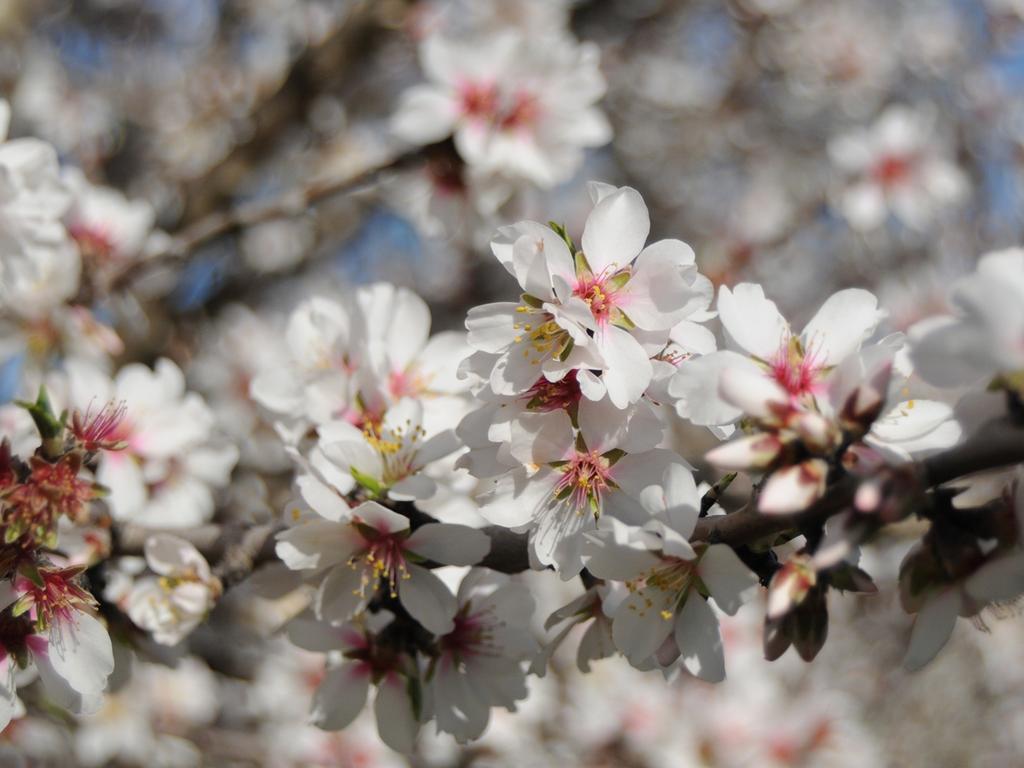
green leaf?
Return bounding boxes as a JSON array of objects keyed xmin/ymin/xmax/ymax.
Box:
[{"xmin": 17, "ymin": 387, "xmax": 65, "ymax": 443}]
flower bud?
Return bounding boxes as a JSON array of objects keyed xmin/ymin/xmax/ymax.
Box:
[
  {"xmin": 705, "ymin": 433, "xmax": 786, "ymax": 472},
  {"xmin": 758, "ymin": 459, "xmax": 829, "ymax": 515}
]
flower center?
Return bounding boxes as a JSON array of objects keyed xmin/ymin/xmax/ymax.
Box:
[
  {"xmin": 523, "ymin": 370, "xmax": 582, "ymax": 412},
  {"xmin": 69, "ymin": 222, "xmax": 117, "ymax": 266},
  {"xmin": 554, "ymin": 450, "xmax": 613, "ymax": 517},
  {"xmin": 871, "ymin": 153, "xmax": 914, "ymax": 188},
  {"xmin": 353, "ymin": 531, "xmax": 410, "ymax": 599},
  {"xmin": 625, "ymin": 557, "xmax": 695, "ymax": 620},
  {"xmin": 440, "ymin": 604, "xmax": 500, "ymax": 663},
  {"xmin": 573, "ymin": 273, "xmax": 618, "ymax": 325},
  {"xmin": 512, "ymin": 305, "xmax": 573, "ymax": 365},
  {"xmin": 769, "ymin": 336, "xmax": 825, "ymax": 398}
]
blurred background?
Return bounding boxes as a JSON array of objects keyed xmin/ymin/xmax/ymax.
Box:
[{"xmin": 2, "ymin": 0, "xmax": 1024, "ymax": 765}]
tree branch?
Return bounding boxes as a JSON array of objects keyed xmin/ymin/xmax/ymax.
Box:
[
  {"xmin": 112, "ymin": 418, "xmax": 1024, "ymax": 580},
  {"xmin": 112, "ymin": 144, "xmax": 428, "ymax": 290}
]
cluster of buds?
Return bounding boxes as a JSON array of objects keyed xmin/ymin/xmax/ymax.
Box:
[
  {"xmin": 706, "ymin": 347, "xmax": 895, "ymax": 514},
  {"xmin": 765, "ymin": 551, "xmax": 877, "ymax": 662}
]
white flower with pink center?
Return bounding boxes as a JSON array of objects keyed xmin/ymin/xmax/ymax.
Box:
[
  {"xmin": 275, "ymin": 500, "xmax": 490, "ymax": 634},
  {"xmin": 477, "ymin": 397, "xmax": 689, "ymax": 576},
  {"xmin": 286, "ymin": 614, "xmax": 424, "ymax": 753},
  {"xmin": 63, "ymin": 168, "xmax": 154, "ymax": 281},
  {"xmin": 828, "ymin": 104, "xmax": 967, "ymax": 232},
  {"xmin": 66, "ymin": 358, "xmax": 239, "ymax": 528},
  {"xmin": 671, "ymin": 283, "xmax": 887, "ymax": 428},
  {"xmin": 910, "ymin": 248, "xmax": 1024, "ymax": 389},
  {"xmin": 314, "ymin": 397, "xmax": 461, "ymax": 503},
  {"xmin": 0, "ymin": 574, "xmax": 114, "ymax": 729},
  {"xmin": 583, "ymin": 465, "xmax": 759, "ymax": 680},
  {"xmin": 466, "ymin": 182, "xmax": 712, "ymax": 409},
  {"xmin": 391, "ymin": 30, "xmax": 610, "ymax": 187},
  {"xmin": 430, "ymin": 569, "xmax": 536, "ymax": 743}
]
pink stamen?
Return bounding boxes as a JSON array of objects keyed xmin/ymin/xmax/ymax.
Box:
[
  {"xmin": 768, "ymin": 336, "xmax": 825, "ymax": 399},
  {"xmin": 573, "ymin": 268, "xmax": 621, "ymax": 326}
]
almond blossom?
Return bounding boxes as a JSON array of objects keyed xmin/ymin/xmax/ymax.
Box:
[
  {"xmin": 126, "ymin": 534, "xmax": 221, "ymax": 646},
  {"xmin": 66, "ymin": 358, "xmax": 238, "ymax": 528},
  {"xmin": 828, "ymin": 104, "xmax": 967, "ymax": 231},
  {"xmin": 476, "ymin": 397, "xmax": 675, "ymax": 576},
  {"xmin": 315, "ymin": 397, "xmax": 461, "ymax": 502},
  {"xmin": 429, "ymin": 569, "xmax": 536, "ymax": 743},
  {"xmin": 467, "ymin": 183, "xmax": 712, "ymax": 409},
  {"xmin": 0, "ymin": 572, "xmax": 114, "ymax": 728},
  {"xmin": 670, "ymin": 283, "xmax": 887, "ymax": 428},
  {"xmin": 583, "ymin": 465, "xmax": 759, "ymax": 680},
  {"xmin": 910, "ymin": 248, "xmax": 1024, "ymax": 389},
  {"xmin": 276, "ymin": 500, "xmax": 489, "ymax": 634},
  {"xmin": 391, "ymin": 29, "xmax": 610, "ymax": 187},
  {"xmin": 286, "ymin": 612, "xmax": 424, "ymax": 753}
]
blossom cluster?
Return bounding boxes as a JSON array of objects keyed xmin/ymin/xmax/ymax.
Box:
[{"xmin": 4, "ymin": 0, "xmax": 1024, "ymax": 758}]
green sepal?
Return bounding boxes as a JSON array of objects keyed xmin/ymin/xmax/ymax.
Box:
[
  {"xmin": 547, "ymin": 221, "xmax": 576, "ymax": 255},
  {"xmin": 573, "ymin": 250, "xmax": 592, "ymax": 277},
  {"xmin": 607, "ymin": 270, "xmax": 631, "ymax": 290},
  {"xmin": 350, "ymin": 467, "xmax": 383, "ymax": 497},
  {"xmin": 18, "ymin": 561, "xmax": 45, "ymax": 589},
  {"xmin": 556, "ymin": 337, "xmax": 575, "ymax": 362},
  {"xmin": 521, "ymin": 293, "xmax": 544, "ymax": 309},
  {"xmin": 406, "ymin": 674, "xmax": 424, "ymax": 721}
]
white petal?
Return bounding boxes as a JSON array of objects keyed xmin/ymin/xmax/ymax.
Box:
[
  {"xmin": 669, "ymin": 351, "xmax": 760, "ymax": 427},
  {"xmin": 374, "ymin": 674, "xmax": 419, "ymax": 753},
  {"xmin": 399, "ymin": 564, "xmax": 457, "ymax": 634},
  {"xmin": 801, "ymin": 289, "xmax": 885, "ymax": 366},
  {"xmin": 717, "ymin": 283, "xmax": 788, "ymax": 360},
  {"xmin": 351, "ymin": 501, "xmax": 411, "ymax": 535},
  {"xmin": 580, "ymin": 186, "xmax": 650, "ymax": 274},
  {"xmin": 315, "ymin": 566, "xmax": 366, "ymax": 623},
  {"xmin": 612, "ymin": 591, "xmax": 675, "ymax": 664},
  {"xmin": 699, "ymin": 544, "xmax": 759, "ymax": 615},
  {"xmin": 598, "ymin": 326, "xmax": 652, "ymax": 409},
  {"xmin": 296, "ymin": 473, "xmax": 351, "ymax": 522},
  {"xmin": 903, "ymin": 589, "xmax": 960, "ymax": 671},
  {"xmin": 674, "ymin": 595, "xmax": 725, "ymax": 682},
  {"xmin": 390, "ymin": 85, "xmax": 457, "ymax": 144},
  {"xmin": 275, "ymin": 520, "xmax": 361, "ymax": 571},
  {"xmin": 43, "ymin": 612, "xmax": 114, "ymax": 697},
  {"xmin": 312, "ymin": 663, "xmax": 370, "ymax": 731}
]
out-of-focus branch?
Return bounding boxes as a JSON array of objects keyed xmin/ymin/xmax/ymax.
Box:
[
  {"xmin": 112, "ymin": 144, "xmax": 428, "ymax": 290},
  {"xmin": 173, "ymin": 0, "xmax": 384, "ymax": 224},
  {"xmin": 111, "ymin": 418, "xmax": 1024, "ymax": 580}
]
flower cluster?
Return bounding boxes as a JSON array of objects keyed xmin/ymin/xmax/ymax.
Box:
[{"xmin": 0, "ymin": 392, "xmax": 120, "ymax": 730}]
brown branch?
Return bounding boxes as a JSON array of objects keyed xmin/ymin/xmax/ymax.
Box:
[{"xmin": 111, "ymin": 418, "xmax": 1024, "ymax": 580}]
